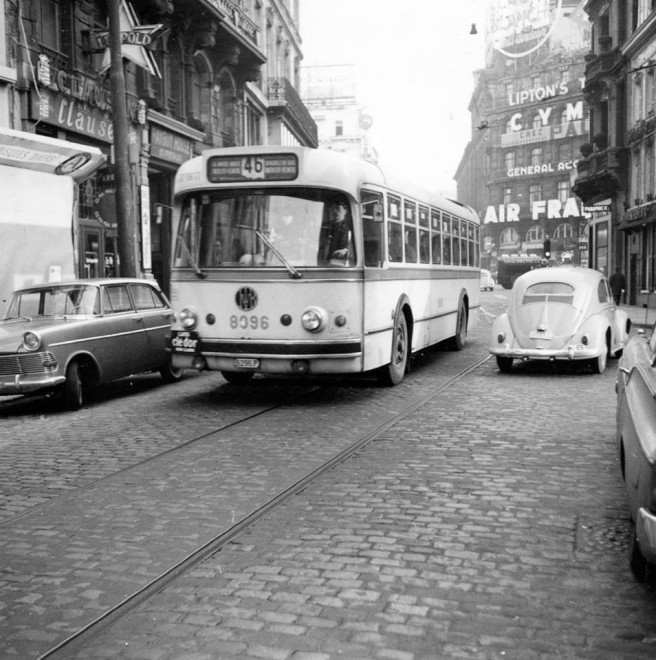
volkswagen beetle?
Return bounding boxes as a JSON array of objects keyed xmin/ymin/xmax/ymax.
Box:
[
  {"xmin": 0, "ymin": 278, "xmax": 182, "ymax": 409},
  {"xmin": 616, "ymin": 324, "xmax": 656, "ymax": 582},
  {"xmin": 489, "ymin": 266, "xmax": 630, "ymax": 374}
]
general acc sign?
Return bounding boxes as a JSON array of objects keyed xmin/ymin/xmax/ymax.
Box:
[{"xmin": 484, "ymin": 197, "xmax": 588, "ymax": 224}]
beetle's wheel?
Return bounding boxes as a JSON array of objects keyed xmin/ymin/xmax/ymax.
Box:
[{"xmin": 496, "ymin": 356, "xmax": 513, "ymax": 373}]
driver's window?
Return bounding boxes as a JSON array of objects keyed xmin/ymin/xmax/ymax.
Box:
[{"xmin": 361, "ymin": 189, "xmax": 383, "ymax": 267}]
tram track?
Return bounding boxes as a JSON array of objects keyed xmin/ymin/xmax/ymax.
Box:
[{"xmin": 31, "ymin": 353, "xmax": 490, "ymax": 660}]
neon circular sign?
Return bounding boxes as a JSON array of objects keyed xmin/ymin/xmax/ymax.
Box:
[{"xmin": 489, "ymin": 0, "xmax": 563, "ymax": 59}]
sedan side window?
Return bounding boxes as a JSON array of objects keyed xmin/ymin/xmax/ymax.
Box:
[
  {"xmin": 130, "ymin": 284, "xmax": 166, "ymax": 310},
  {"xmin": 102, "ymin": 285, "xmax": 133, "ymax": 314}
]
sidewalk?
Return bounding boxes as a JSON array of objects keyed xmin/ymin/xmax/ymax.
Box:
[{"xmin": 623, "ymin": 303, "xmax": 656, "ymax": 328}]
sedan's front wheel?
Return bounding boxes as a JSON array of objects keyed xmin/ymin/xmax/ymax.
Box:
[{"xmin": 62, "ymin": 362, "xmax": 84, "ymax": 410}]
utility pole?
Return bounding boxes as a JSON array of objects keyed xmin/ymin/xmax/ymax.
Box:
[{"xmin": 108, "ymin": 0, "xmax": 138, "ymax": 277}]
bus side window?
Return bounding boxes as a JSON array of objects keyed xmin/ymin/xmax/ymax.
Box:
[
  {"xmin": 431, "ymin": 210, "xmax": 442, "ymax": 265},
  {"xmin": 387, "ymin": 194, "xmax": 403, "ymax": 262},
  {"xmin": 361, "ymin": 189, "xmax": 384, "ymax": 267},
  {"xmin": 418, "ymin": 205, "xmax": 430, "ymax": 264}
]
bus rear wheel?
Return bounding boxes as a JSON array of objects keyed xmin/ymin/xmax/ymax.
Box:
[
  {"xmin": 449, "ymin": 301, "xmax": 467, "ymax": 351},
  {"xmin": 378, "ymin": 314, "xmax": 408, "ymax": 386}
]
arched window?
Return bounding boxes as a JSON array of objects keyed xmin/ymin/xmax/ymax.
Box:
[
  {"xmin": 554, "ymin": 223, "xmax": 574, "ymax": 239},
  {"xmin": 532, "ymin": 114, "xmax": 542, "ymax": 129},
  {"xmin": 218, "ymin": 69, "xmax": 237, "ymax": 147},
  {"xmin": 190, "ymin": 53, "xmax": 211, "ymax": 130},
  {"xmin": 531, "ymin": 147, "xmax": 542, "ymax": 166},
  {"xmin": 168, "ymin": 38, "xmax": 184, "ymax": 119},
  {"xmin": 526, "ymin": 225, "xmax": 544, "ymax": 242},
  {"xmin": 500, "ymin": 227, "xmax": 520, "ymax": 247}
]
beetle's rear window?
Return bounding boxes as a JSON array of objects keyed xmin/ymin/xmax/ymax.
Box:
[{"xmin": 522, "ymin": 282, "xmax": 575, "ymax": 305}]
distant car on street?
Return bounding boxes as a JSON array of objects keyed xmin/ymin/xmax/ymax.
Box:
[
  {"xmin": 489, "ymin": 266, "xmax": 630, "ymax": 374},
  {"xmin": 616, "ymin": 324, "xmax": 656, "ymax": 582},
  {"xmin": 480, "ymin": 269, "xmax": 495, "ymax": 291},
  {"xmin": 0, "ymin": 278, "xmax": 182, "ymax": 409}
]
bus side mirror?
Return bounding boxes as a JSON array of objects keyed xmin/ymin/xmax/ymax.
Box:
[{"xmin": 362, "ymin": 200, "xmax": 384, "ymax": 222}]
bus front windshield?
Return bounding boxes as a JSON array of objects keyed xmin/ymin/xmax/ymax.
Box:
[{"xmin": 174, "ymin": 189, "xmax": 356, "ymax": 272}]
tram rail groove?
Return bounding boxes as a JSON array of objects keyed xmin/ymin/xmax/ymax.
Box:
[
  {"xmin": 38, "ymin": 354, "xmax": 490, "ymax": 660},
  {"xmin": 0, "ymin": 389, "xmax": 324, "ymax": 528}
]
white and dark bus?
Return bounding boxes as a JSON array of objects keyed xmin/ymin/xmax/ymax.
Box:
[{"xmin": 168, "ymin": 146, "xmax": 480, "ymax": 385}]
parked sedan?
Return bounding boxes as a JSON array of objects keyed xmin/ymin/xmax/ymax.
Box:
[
  {"xmin": 616, "ymin": 325, "xmax": 656, "ymax": 582},
  {"xmin": 489, "ymin": 266, "xmax": 630, "ymax": 374},
  {"xmin": 0, "ymin": 278, "xmax": 182, "ymax": 409}
]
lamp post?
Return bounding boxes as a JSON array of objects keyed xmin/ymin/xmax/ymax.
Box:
[{"xmin": 108, "ymin": 0, "xmax": 138, "ymax": 277}]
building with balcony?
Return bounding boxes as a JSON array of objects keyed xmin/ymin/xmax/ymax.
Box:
[
  {"xmin": 575, "ymin": 0, "xmax": 656, "ymax": 307},
  {"xmin": 456, "ymin": 1, "xmax": 591, "ymax": 276},
  {"xmin": 3, "ymin": 0, "xmax": 316, "ymax": 295},
  {"xmin": 301, "ymin": 64, "xmax": 377, "ymax": 162}
]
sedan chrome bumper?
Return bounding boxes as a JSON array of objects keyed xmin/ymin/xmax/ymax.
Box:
[
  {"xmin": 637, "ymin": 507, "xmax": 656, "ymax": 564},
  {"xmin": 0, "ymin": 374, "xmax": 66, "ymax": 395}
]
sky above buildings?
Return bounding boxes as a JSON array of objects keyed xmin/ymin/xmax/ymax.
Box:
[{"xmin": 299, "ymin": 0, "xmax": 487, "ymax": 197}]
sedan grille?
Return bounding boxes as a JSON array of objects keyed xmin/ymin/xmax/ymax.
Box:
[{"xmin": 0, "ymin": 352, "xmax": 57, "ymax": 376}]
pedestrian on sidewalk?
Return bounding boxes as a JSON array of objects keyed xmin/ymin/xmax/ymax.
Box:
[{"xmin": 609, "ymin": 267, "xmax": 626, "ymax": 305}]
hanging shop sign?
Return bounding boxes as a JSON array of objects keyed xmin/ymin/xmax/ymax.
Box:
[{"xmin": 95, "ymin": 0, "xmax": 163, "ymax": 78}]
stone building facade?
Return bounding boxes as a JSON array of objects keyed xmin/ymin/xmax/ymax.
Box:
[{"xmin": 1, "ymin": 0, "xmax": 316, "ymax": 295}]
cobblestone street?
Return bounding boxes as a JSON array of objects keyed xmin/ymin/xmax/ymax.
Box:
[{"xmin": 2, "ymin": 292, "xmax": 656, "ymax": 659}]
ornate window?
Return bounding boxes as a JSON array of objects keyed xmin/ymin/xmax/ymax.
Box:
[
  {"xmin": 554, "ymin": 223, "xmax": 574, "ymax": 239},
  {"xmin": 527, "ymin": 225, "xmax": 544, "ymax": 242}
]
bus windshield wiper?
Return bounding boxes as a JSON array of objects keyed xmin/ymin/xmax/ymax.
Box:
[
  {"xmin": 236, "ymin": 225, "xmax": 302, "ymax": 279},
  {"xmin": 180, "ymin": 239, "xmax": 206, "ymax": 279}
]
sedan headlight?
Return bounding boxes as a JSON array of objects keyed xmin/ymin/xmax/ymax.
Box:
[
  {"xmin": 301, "ymin": 307, "xmax": 326, "ymax": 333},
  {"xmin": 178, "ymin": 307, "xmax": 199, "ymax": 330},
  {"xmin": 22, "ymin": 331, "xmax": 41, "ymax": 351}
]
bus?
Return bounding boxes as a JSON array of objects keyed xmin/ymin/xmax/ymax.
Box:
[{"xmin": 168, "ymin": 146, "xmax": 480, "ymax": 385}]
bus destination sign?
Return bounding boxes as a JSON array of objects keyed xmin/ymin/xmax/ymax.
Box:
[{"xmin": 207, "ymin": 154, "xmax": 298, "ymax": 183}]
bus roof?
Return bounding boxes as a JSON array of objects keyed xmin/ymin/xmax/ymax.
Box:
[{"xmin": 175, "ymin": 146, "xmax": 479, "ymax": 223}]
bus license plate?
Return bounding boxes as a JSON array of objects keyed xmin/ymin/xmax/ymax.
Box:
[{"xmin": 234, "ymin": 358, "xmax": 259, "ymax": 369}]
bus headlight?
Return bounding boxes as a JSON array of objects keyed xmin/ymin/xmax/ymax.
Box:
[
  {"xmin": 178, "ymin": 307, "xmax": 199, "ymax": 330},
  {"xmin": 22, "ymin": 331, "xmax": 41, "ymax": 351},
  {"xmin": 301, "ymin": 307, "xmax": 326, "ymax": 333}
]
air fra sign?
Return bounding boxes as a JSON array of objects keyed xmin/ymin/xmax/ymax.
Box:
[{"xmin": 484, "ymin": 197, "xmax": 587, "ymax": 224}]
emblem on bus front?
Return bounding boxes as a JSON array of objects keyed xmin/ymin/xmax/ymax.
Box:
[{"xmin": 236, "ymin": 286, "xmax": 258, "ymax": 311}]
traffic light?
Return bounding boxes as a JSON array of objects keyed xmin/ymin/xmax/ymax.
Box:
[{"xmin": 543, "ymin": 238, "xmax": 551, "ymax": 259}]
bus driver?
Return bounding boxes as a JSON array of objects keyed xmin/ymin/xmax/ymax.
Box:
[{"xmin": 319, "ymin": 197, "xmax": 354, "ymax": 264}]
